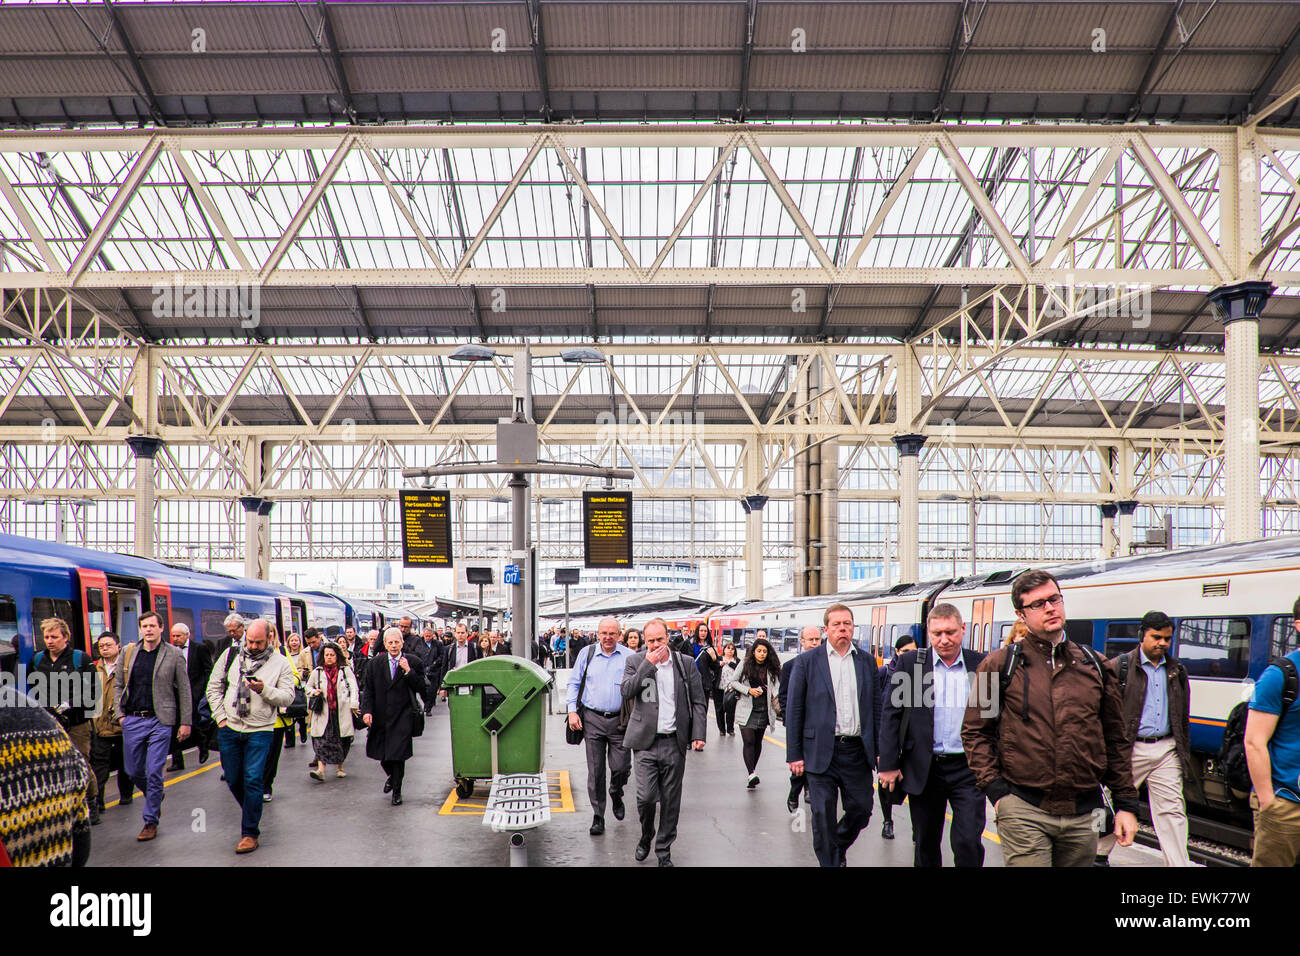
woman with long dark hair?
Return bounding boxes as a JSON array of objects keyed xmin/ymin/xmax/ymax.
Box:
[
  {"xmin": 692, "ymin": 622, "xmax": 724, "ymax": 733},
  {"xmin": 728, "ymin": 636, "xmax": 782, "ymax": 788},
  {"xmin": 718, "ymin": 641, "xmax": 740, "ymax": 735},
  {"xmin": 307, "ymin": 642, "xmax": 359, "ymax": 780}
]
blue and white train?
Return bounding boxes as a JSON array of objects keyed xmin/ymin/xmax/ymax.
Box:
[{"xmin": 710, "ymin": 535, "xmax": 1300, "ymax": 817}]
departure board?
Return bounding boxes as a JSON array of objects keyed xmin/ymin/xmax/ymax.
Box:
[
  {"xmin": 583, "ymin": 491, "xmax": 633, "ymax": 569},
  {"xmin": 400, "ymin": 490, "xmax": 453, "ymax": 567}
]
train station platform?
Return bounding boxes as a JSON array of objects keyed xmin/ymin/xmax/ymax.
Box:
[{"xmin": 85, "ymin": 703, "xmax": 1166, "ymax": 868}]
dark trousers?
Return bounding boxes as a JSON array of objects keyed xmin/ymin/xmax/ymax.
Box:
[
  {"xmin": 740, "ymin": 726, "xmax": 765, "ymax": 774},
  {"xmin": 635, "ymin": 736, "xmax": 687, "ymax": 860},
  {"xmin": 878, "ymin": 783, "xmax": 895, "ymax": 824},
  {"xmin": 582, "ymin": 709, "xmax": 630, "ymax": 817},
  {"xmin": 722, "ymin": 693, "xmax": 737, "ymax": 733},
  {"xmin": 217, "ymin": 727, "xmax": 273, "ymax": 837},
  {"xmin": 381, "ymin": 758, "xmax": 406, "ymax": 795},
  {"xmin": 909, "ymin": 756, "xmax": 986, "ymax": 868},
  {"xmin": 261, "ymin": 726, "xmax": 288, "ymax": 794},
  {"xmin": 789, "ymin": 771, "xmax": 806, "ymax": 802},
  {"xmin": 711, "ymin": 688, "xmax": 726, "ymax": 733},
  {"xmin": 804, "ymin": 737, "xmax": 874, "ymax": 867},
  {"xmin": 90, "ymin": 732, "xmax": 134, "ymax": 805}
]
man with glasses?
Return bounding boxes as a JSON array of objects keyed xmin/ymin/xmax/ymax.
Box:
[{"xmin": 962, "ymin": 569, "xmax": 1138, "ymax": 867}]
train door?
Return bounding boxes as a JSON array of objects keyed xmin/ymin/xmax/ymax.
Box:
[
  {"xmin": 871, "ymin": 606, "xmax": 887, "ymax": 658},
  {"xmin": 109, "ymin": 584, "xmax": 144, "ymax": 645},
  {"xmin": 291, "ymin": 600, "xmax": 307, "ymax": 639},
  {"xmin": 75, "ymin": 568, "xmax": 110, "ymax": 651},
  {"xmin": 971, "ymin": 598, "xmax": 995, "ymax": 653},
  {"xmin": 146, "ymin": 578, "xmax": 172, "ymax": 632}
]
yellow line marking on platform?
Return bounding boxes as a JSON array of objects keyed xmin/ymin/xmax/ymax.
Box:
[
  {"xmin": 101, "ymin": 761, "xmax": 220, "ymax": 809},
  {"xmin": 437, "ymin": 770, "xmax": 574, "ymax": 816}
]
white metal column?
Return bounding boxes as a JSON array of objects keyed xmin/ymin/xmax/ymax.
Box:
[
  {"xmin": 128, "ymin": 348, "xmax": 161, "ymax": 558},
  {"xmin": 893, "ymin": 435, "xmax": 925, "ymax": 585},
  {"xmin": 744, "ymin": 436, "xmax": 765, "ymax": 600},
  {"xmin": 1209, "ymin": 281, "xmax": 1273, "ymax": 543}
]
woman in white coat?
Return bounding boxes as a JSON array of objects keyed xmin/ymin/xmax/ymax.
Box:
[
  {"xmin": 728, "ymin": 635, "xmax": 782, "ymax": 789},
  {"xmin": 306, "ymin": 642, "xmax": 359, "ymax": 780}
]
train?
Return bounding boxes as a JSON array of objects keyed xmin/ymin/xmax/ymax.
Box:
[
  {"xmin": 0, "ymin": 533, "xmax": 353, "ymax": 670},
  {"xmin": 708, "ymin": 534, "xmax": 1300, "ymax": 825}
]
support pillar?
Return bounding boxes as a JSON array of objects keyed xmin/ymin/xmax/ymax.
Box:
[
  {"xmin": 1116, "ymin": 500, "xmax": 1137, "ymax": 557},
  {"xmin": 238, "ymin": 496, "xmax": 273, "ymax": 580},
  {"xmin": 1208, "ymin": 281, "xmax": 1273, "ymax": 543},
  {"xmin": 792, "ymin": 361, "xmax": 810, "ymax": 597},
  {"xmin": 820, "ymin": 437, "xmax": 839, "ymax": 595},
  {"xmin": 128, "ymin": 347, "xmax": 162, "ymax": 558},
  {"xmin": 126, "ymin": 436, "xmax": 164, "ymax": 558},
  {"xmin": 743, "ymin": 435, "xmax": 766, "ymax": 601},
  {"xmin": 893, "ymin": 434, "xmax": 926, "ymax": 585},
  {"xmin": 1098, "ymin": 502, "xmax": 1118, "ymax": 559}
]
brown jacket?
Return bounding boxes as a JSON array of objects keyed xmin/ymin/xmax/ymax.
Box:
[
  {"xmin": 92, "ymin": 659, "xmax": 123, "ymax": 738},
  {"xmin": 1103, "ymin": 647, "xmax": 1203, "ymax": 802},
  {"xmin": 962, "ymin": 633, "xmax": 1138, "ymax": 816}
]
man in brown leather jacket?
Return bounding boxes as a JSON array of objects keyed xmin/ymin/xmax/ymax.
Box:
[
  {"xmin": 1095, "ymin": 610, "xmax": 1196, "ymax": 867},
  {"xmin": 962, "ymin": 569, "xmax": 1139, "ymax": 866}
]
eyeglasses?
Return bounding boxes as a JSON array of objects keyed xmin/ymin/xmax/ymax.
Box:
[{"xmin": 1020, "ymin": 593, "xmax": 1064, "ymax": 612}]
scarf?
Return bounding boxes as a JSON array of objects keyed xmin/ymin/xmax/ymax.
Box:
[
  {"xmin": 235, "ymin": 645, "xmax": 273, "ymax": 718},
  {"xmin": 323, "ymin": 664, "xmax": 339, "ymax": 712}
]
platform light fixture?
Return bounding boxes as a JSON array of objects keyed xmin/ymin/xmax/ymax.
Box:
[
  {"xmin": 449, "ymin": 344, "xmax": 496, "ymax": 362},
  {"xmin": 560, "ymin": 347, "xmax": 605, "ymax": 364}
]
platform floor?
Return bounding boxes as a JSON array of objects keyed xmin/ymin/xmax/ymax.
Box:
[{"xmin": 86, "ymin": 699, "xmax": 1167, "ymax": 867}]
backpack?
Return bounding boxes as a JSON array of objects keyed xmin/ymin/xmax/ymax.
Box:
[
  {"xmin": 31, "ymin": 649, "xmax": 89, "ymax": 670},
  {"xmin": 1000, "ymin": 640, "xmax": 1105, "ymax": 722},
  {"xmin": 1218, "ymin": 656, "xmax": 1299, "ymax": 795}
]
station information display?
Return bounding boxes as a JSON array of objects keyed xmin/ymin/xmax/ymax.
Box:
[
  {"xmin": 583, "ymin": 490, "xmax": 633, "ymax": 569},
  {"xmin": 399, "ymin": 490, "xmax": 453, "ymax": 567}
]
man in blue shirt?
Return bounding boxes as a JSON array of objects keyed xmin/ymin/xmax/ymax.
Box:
[
  {"xmin": 1246, "ymin": 602, "xmax": 1300, "ymax": 867},
  {"xmin": 567, "ymin": 616, "xmax": 633, "ymax": 836}
]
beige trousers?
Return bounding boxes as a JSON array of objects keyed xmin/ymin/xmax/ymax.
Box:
[{"xmin": 1098, "ymin": 737, "xmax": 1190, "ymax": 866}]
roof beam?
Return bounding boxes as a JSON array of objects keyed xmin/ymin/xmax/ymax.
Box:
[
  {"xmin": 932, "ymin": 0, "xmax": 988, "ymax": 121},
  {"xmin": 736, "ymin": 0, "xmax": 758, "ymax": 121},
  {"xmin": 99, "ymin": 0, "xmax": 166, "ymax": 125},
  {"xmin": 1127, "ymin": 0, "xmax": 1219, "ymax": 122},
  {"xmin": 311, "ymin": 0, "xmax": 359, "ymax": 124},
  {"xmin": 1125, "ymin": 1, "xmax": 1183, "ymax": 122},
  {"xmin": 1242, "ymin": 18, "xmax": 1300, "ymax": 122},
  {"xmin": 525, "ymin": 0, "xmax": 554, "ymax": 123}
]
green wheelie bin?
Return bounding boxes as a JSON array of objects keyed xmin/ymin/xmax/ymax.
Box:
[{"xmin": 441, "ymin": 656, "xmax": 553, "ymax": 798}]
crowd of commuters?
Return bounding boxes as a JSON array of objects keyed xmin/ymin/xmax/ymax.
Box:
[{"xmin": 7, "ymin": 576, "xmax": 1300, "ymax": 869}]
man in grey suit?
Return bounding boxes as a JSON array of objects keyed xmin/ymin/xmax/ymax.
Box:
[
  {"xmin": 114, "ymin": 610, "xmax": 191, "ymax": 842},
  {"xmin": 620, "ymin": 617, "xmax": 707, "ymax": 867}
]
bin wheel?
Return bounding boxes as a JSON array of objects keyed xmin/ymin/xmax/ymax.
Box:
[{"xmin": 455, "ymin": 778, "xmax": 475, "ymax": 798}]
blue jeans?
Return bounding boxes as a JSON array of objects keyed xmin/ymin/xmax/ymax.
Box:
[
  {"xmin": 217, "ymin": 726, "xmax": 274, "ymax": 837},
  {"xmin": 121, "ymin": 715, "xmax": 173, "ymax": 825}
]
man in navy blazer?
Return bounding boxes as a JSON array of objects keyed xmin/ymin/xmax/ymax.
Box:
[
  {"xmin": 786, "ymin": 603, "xmax": 879, "ymax": 867},
  {"xmin": 878, "ymin": 603, "xmax": 987, "ymax": 867}
]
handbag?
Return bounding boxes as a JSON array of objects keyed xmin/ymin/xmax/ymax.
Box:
[
  {"xmin": 565, "ymin": 645, "xmax": 595, "ymax": 745},
  {"xmin": 283, "ymin": 685, "xmax": 309, "ymax": 720}
]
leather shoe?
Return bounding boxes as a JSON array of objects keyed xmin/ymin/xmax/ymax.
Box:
[
  {"xmin": 137, "ymin": 823, "xmax": 157, "ymax": 841},
  {"xmin": 634, "ymin": 839, "xmax": 651, "ymax": 862},
  {"xmin": 391, "ymin": 793, "xmax": 403, "ymax": 806},
  {"xmin": 198, "ymin": 744, "xmax": 210, "ymax": 764},
  {"xmin": 589, "ymin": 815, "xmax": 605, "ymax": 836},
  {"xmin": 120, "ymin": 792, "xmax": 133, "ymax": 805},
  {"xmin": 89, "ymin": 805, "xmax": 101, "ymax": 826},
  {"xmin": 611, "ymin": 795, "xmax": 625, "ymax": 821},
  {"xmin": 882, "ymin": 820, "xmax": 895, "ymax": 839},
  {"xmin": 658, "ymin": 856, "xmax": 673, "ymax": 867},
  {"xmin": 235, "ymin": 836, "xmax": 258, "ymax": 854},
  {"xmin": 383, "ymin": 777, "xmax": 393, "ymax": 793}
]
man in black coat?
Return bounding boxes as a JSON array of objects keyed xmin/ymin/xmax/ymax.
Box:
[
  {"xmin": 878, "ymin": 603, "xmax": 987, "ymax": 867},
  {"xmin": 361, "ymin": 627, "xmax": 427, "ymax": 806},
  {"xmin": 167, "ymin": 621, "xmax": 213, "ymax": 769},
  {"xmin": 420, "ymin": 626, "xmax": 446, "ymax": 714},
  {"xmin": 779, "ymin": 625, "xmax": 823, "ymax": 813}
]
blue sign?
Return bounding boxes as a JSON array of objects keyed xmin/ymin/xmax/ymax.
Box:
[{"xmin": 504, "ymin": 563, "xmax": 520, "ymax": 585}]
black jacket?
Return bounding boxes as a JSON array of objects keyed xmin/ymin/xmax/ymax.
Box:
[
  {"xmin": 177, "ymin": 641, "xmax": 213, "ymax": 726},
  {"xmin": 878, "ymin": 647, "xmax": 985, "ymax": 795},
  {"xmin": 695, "ymin": 643, "xmax": 722, "ymax": 694},
  {"xmin": 360, "ymin": 652, "xmax": 427, "ymax": 763},
  {"xmin": 1104, "ymin": 647, "xmax": 1202, "ymax": 801},
  {"xmin": 30, "ymin": 645, "xmax": 97, "ymax": 727}
]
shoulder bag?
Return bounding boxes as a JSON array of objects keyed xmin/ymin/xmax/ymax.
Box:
[{"xmin": 565, "ymin": 645, "xmax": 596, "ymax": 745}]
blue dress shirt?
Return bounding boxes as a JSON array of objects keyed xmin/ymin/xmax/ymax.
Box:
[
  {"xmin": 1138, "ymin": 651, "xmax": 1170, "ymax": 737},
  {"xmin": 566, "ymin": 642, "xmax": 632, "ymax": 713},
  {"xmin": 931, "ymin": 652, "xmax": 969, "ymax": 755}
]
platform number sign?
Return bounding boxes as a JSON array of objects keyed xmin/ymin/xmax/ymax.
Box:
[{"xmin": 504, "ymin": 564, "xmax": 521, "ymax": 585}]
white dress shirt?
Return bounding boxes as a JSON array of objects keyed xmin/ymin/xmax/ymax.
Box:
[
  {"xmin": 654, "ymin": 653, "xmax": 676, "ymax": 734},
  {"xmin": 826, "ymin": 642, "xmax": 860, "ymax": 737}
]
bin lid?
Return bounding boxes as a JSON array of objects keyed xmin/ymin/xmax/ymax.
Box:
[{"xmin": 441, "ymin": 655, "xmax": 553, "ymax": 690}]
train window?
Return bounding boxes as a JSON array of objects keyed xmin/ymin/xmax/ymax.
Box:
[
  {"xmin": 32, "ymin": 598, "xmax": 78, "ymax": 651},
  {"xmin": 200, "ymin": 609, "xmax": 229, "ymax": 644},
  {"xmin": 0, "ymin": 596, "xmax": 17, "ymax": 646},
  {"xmin": 85, "ymin": 586, "xmax": 107, "ymax": 638},
  {"xmin": 172, "ymin": 606, "xmax": 196, "ymax": 639},
  {"xmin": 1104, "ymin": 621, "xmax": 1142, "ymax": 658},
  {"xmin": 1271, "ymin": 617, "xmax": 1298, "ymax": 658},
  {"xmin": 153, "ymin": 593, "xmax": 171, "ymax": 631},
  {"xmin": 1065, "ymin": 619, "xmax": 1093, "ymax": 650},
  {"xmin": 1175, "ymin": 618, "xmax": 1250, "ymax": 679}
]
